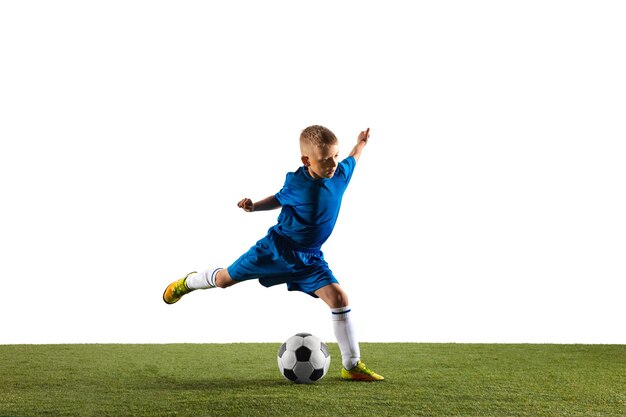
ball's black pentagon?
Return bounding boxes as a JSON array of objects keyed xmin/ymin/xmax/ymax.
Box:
[
  {"xmin": 295, "ymin": 332, "xmax": 312, "ymax": 337},
  {"xmin": 283, "ymin": 369, "xmax": 298, "ymax": 382},
  {"xmin": 295, "ymin": 346, "xmax": 312, "ymax": 361},
  {"xmin": 320, "ymin": 342, "xmax": 329, "ymax": 358},
  {"xmin": 277, "ymin": 343, "xmax": 287, "ymax": 358},
  {"xmin": 310, "ymin": 368, "xmax": 324, "ymax": 381}
]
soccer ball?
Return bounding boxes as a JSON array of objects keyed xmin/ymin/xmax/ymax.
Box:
[{"xmin": 277, "ymin": 333, "xmax": 330, "ymax": 383}]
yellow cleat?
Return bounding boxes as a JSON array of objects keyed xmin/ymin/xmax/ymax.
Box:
[
  {"xmin": 341, "ymin": 361, "xmax": 385, "ymax": 381},
  {"xmin": 162, "ymin": 272, "xmax": 196, "ymax": 304}
]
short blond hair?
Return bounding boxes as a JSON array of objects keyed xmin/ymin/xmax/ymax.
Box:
[{"xmin": 300, "ymin": 125, "xmax": 338, "ymax": 154}]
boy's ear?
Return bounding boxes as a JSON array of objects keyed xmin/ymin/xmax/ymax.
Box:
[{"xmin": 301, "ymin": 155, "xmax": 310, "ymax": 166}]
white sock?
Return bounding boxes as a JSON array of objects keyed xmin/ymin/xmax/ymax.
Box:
[
  {"xmin": 331, "ymin": 306, "xmax": 360, "ymax": 370},
  {"xmin": 185, "ymin": 267, "xmax": 222, "ymax": 290}
]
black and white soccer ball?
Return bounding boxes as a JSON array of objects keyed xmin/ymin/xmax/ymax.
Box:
[{"xmin": 277, "ymin": 333, "xmax": 331, "ymax": 383}]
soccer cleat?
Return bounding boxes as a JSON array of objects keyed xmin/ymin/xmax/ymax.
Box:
[
  {"xmin": 162, "ymin": 272, "xmax": 196, "ymax": 304},
  {"xmin": 341, "ymin": 361, "xmax": 385, "ymax": 381}
]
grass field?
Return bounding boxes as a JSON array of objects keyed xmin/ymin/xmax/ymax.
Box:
[{"xmin": 1, "ymin": 343, "xmax": 624, "ymax": 416}]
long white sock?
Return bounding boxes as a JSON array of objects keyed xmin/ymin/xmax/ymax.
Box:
[
  {"xmin": 185, "ymin": 267, "xmax": 222, "ymax": 290},
  {"xmin": 331, "ymin": 306, "xmax": 360, "ymax": 370}
]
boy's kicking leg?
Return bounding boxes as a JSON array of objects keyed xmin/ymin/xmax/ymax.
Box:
[
  {"xmin": 163, "ymin": 268, "xmax": 236, "ymax": 304},
  {"xmin": 314, "ymin": 283, "xmax": 384, "ymax": 381}
]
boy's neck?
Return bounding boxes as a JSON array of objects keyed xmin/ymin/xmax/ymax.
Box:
[{"xmin": 304, "ymin": 166, "xmax": 323, "ymax": 181}]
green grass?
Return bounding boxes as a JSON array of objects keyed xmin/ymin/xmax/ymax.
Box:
[{"xmin": 1, "ymin": 344, "xmax": 624, "ymax": 416}]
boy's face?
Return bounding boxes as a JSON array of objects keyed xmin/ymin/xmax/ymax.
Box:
[{"xmin": 301, "ymin": 144, "xmax": 339, "ymax": 179}]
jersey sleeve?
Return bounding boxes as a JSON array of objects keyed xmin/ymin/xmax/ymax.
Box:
[
  {"xmin": 338, "ymin": 156, "xmax": 357, "ymax": 183},
  {"xmin": 274, "ymin": 172, "xmax": 296, "ymax": 206}
]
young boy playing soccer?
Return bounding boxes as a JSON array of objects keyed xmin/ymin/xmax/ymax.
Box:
[{"xmin": 163, "ymin": 125, "xmax": 384, "ymax": 381}]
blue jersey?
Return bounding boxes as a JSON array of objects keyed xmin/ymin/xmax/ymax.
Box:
[{"xmin": 272, "ymin": 156, "xmax": 356, "ymax": 251}]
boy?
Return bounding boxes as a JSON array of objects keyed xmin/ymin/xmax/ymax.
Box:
[{"xmin": 163, "ymin": 125, "xmax": 384, "ymax": 381}]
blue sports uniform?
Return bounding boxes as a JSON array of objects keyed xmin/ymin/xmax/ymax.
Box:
[{"xmin": 227, "ymin": 156, "xmax": 357, "ymax": 296}]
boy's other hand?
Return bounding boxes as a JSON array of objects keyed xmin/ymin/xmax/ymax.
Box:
[{"xmin": 238, "ymin": 198, "xmax": 254, "ymax": 212}]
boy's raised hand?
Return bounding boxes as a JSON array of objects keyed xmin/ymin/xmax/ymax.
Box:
[
  {"xmin": 350, "ymin": 128, "xmax": 370, "ymax": 162},
  {"xmin": 358, "ymin": 127, "xmax": 370, "ymax": 145}
]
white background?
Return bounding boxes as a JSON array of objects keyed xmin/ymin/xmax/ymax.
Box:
[{"xmin": 1, "ymin": 1, "xmax": 624, "ymax": 344}]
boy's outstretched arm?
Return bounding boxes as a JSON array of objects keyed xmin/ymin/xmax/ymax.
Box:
[
  {"xmin": 349, "ymin": 128, "xmax": 370, "ymax": 163},
  {"xmin": 237, "ymin": 195, "xmax": 281, "ymax": 212}
]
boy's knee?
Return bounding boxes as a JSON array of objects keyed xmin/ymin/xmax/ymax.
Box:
[
  {"xmin": 332, "ymin": 292, "xmax": 349, "ymax": 308},
  {"xmin": 316, "ymin": 284, "xmax": 349, "ymax": 308},
  {"xmin": 215, "ymin": 269, "xmax": 237, "ymax": 288}
]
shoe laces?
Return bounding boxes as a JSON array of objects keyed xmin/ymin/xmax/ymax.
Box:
[{"xmin": 171, "ymin": 279, "xmax": 188, "ymax": 297}]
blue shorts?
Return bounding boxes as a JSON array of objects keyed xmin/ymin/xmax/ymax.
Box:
[{"xmin": 227, "ymin": 229, "xmax": 338, "ymax": 297}]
